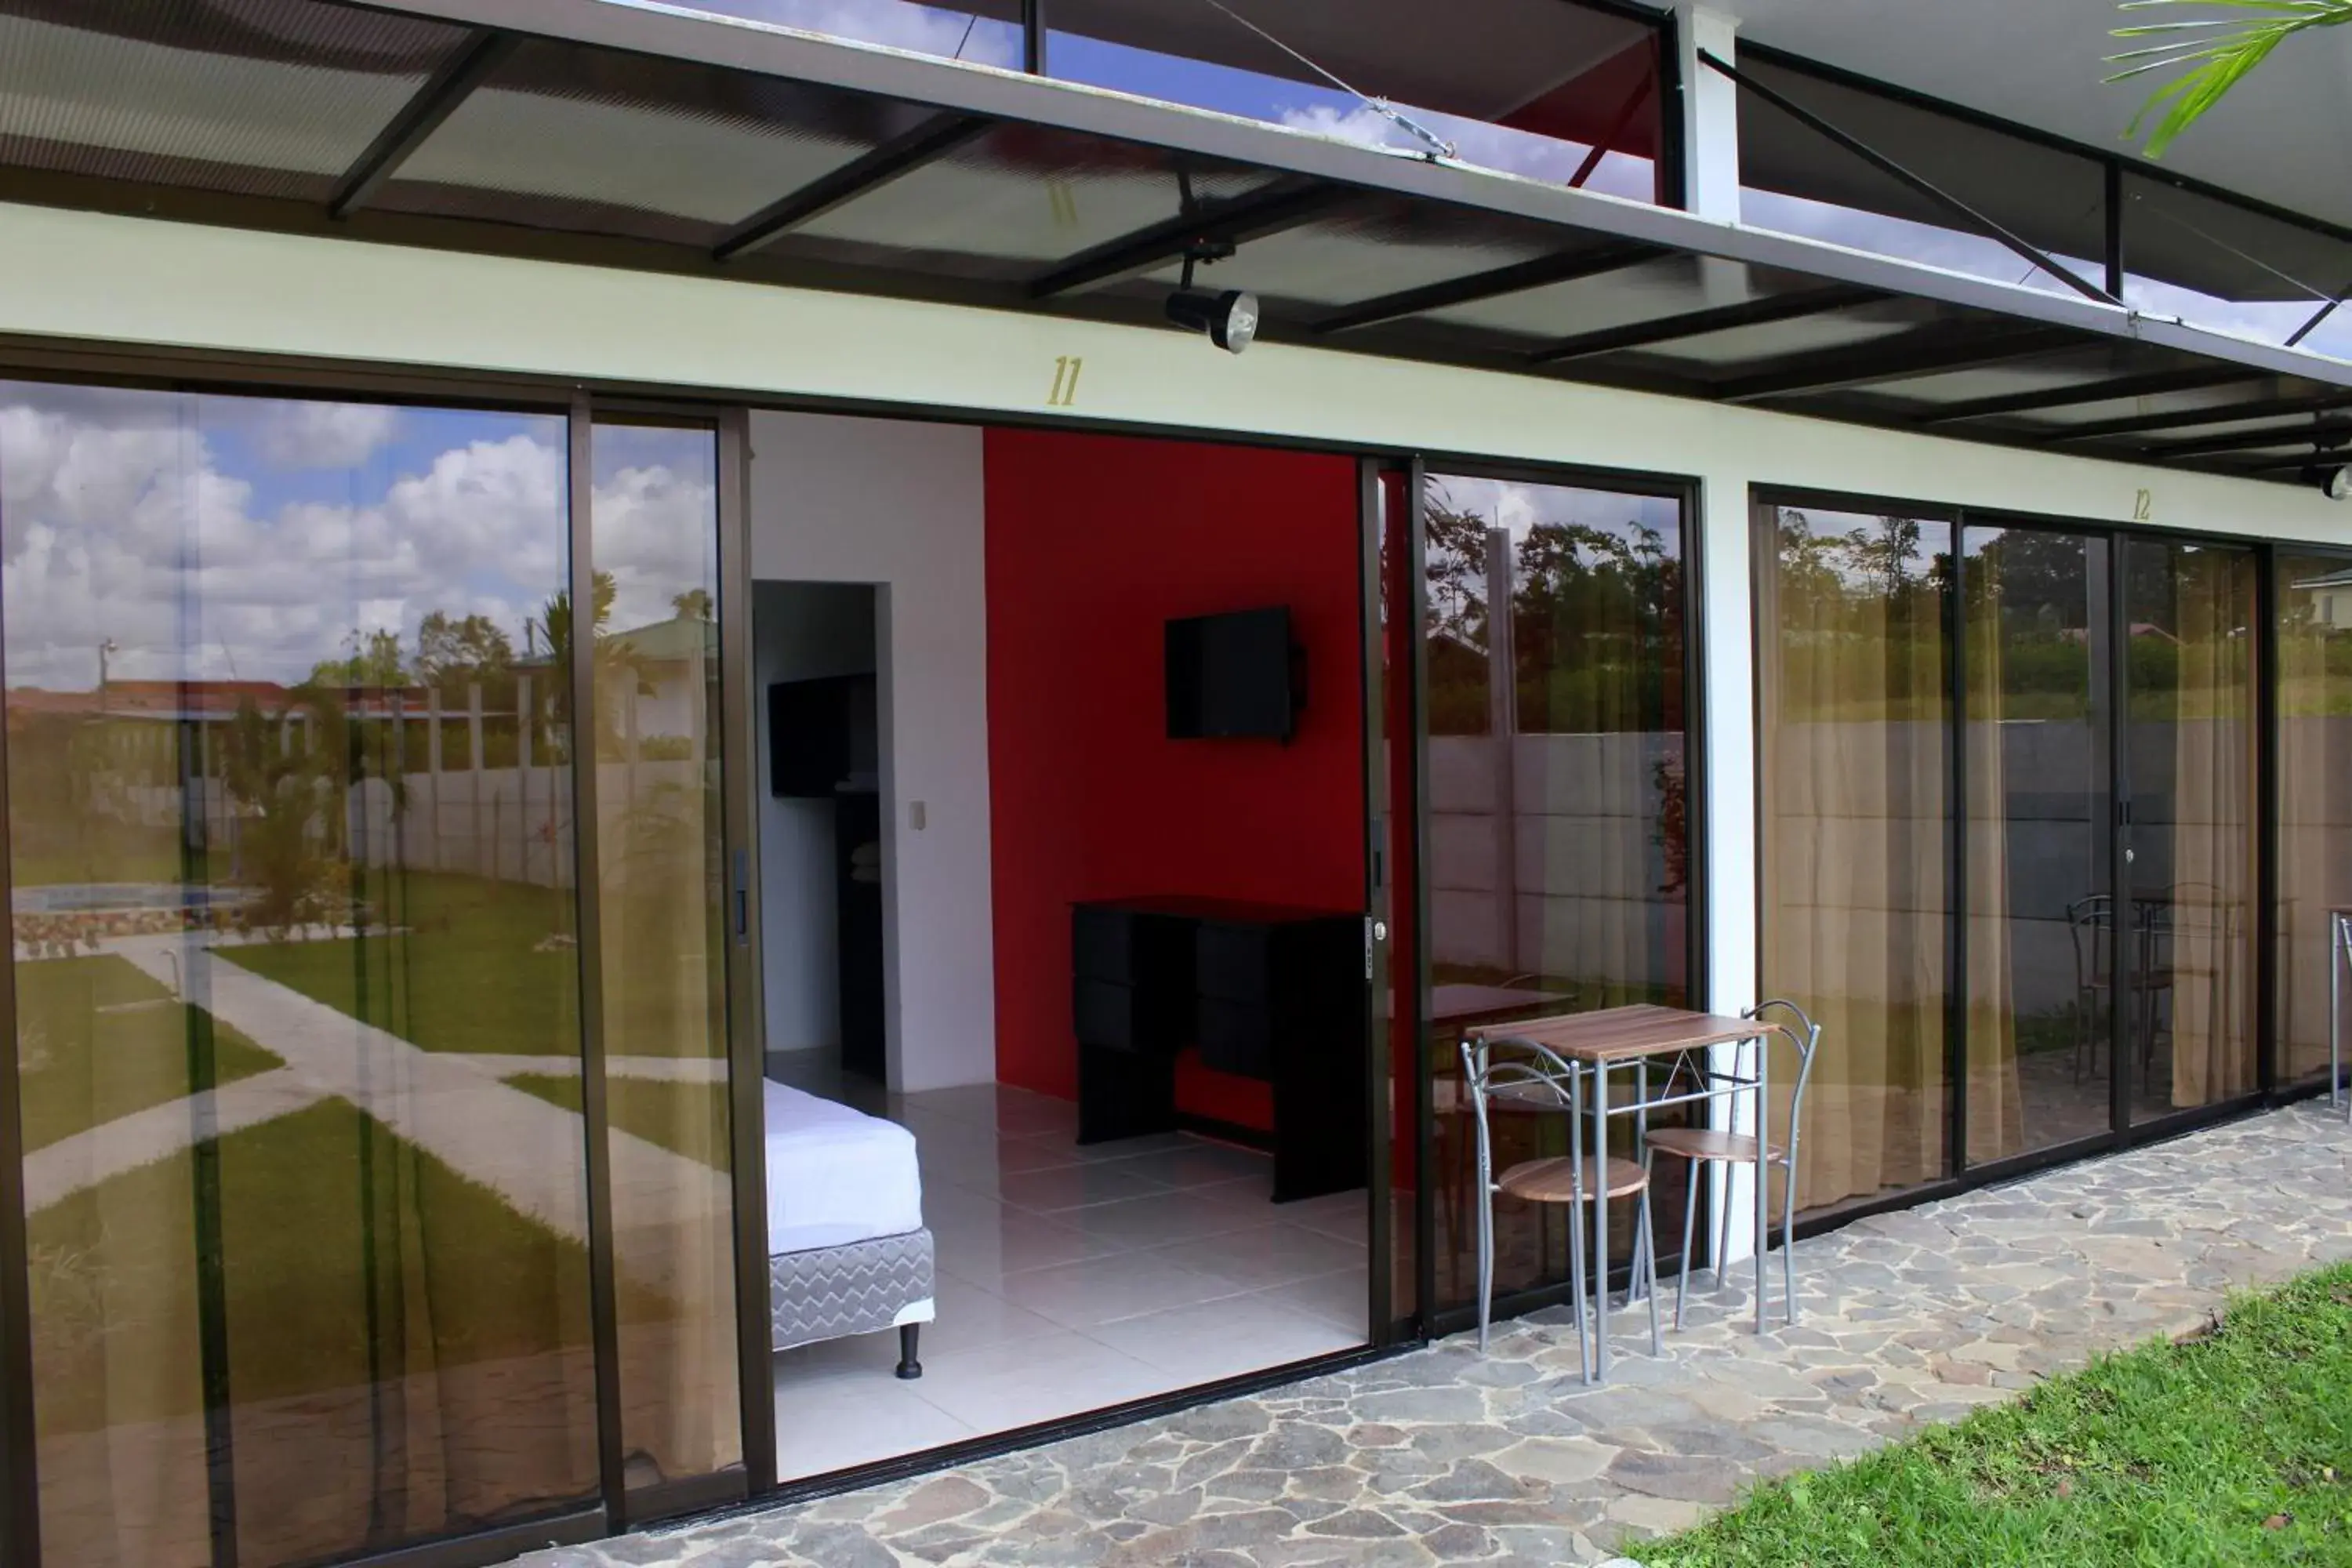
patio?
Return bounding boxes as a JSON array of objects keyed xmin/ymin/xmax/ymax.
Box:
[{"xmin": 506, "ymin": 1098, "xmax": 2352, "ymax": 1568}]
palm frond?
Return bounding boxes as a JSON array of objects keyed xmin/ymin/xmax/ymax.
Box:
[{"xmin": 2108, "ymin": 0, "xmax": 2352, "ymax": 155}]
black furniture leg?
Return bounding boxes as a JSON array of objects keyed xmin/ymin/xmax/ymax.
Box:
[{"xmin": 895, "ymin": 1323, "xmax": 923, "ymax": 1380}]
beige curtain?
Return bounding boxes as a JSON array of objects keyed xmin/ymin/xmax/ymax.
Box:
[
  {"xmin": 1961, "ymin": 583, "xmax": 2022, "ymax": 1165},
  {"xmin": 1760, "ymin": 509, "xmax": 1949, "ymax": 1210},
  {"xmin": 2273, "ymin": 555, "xmax": 2351, "ymax": 1080},
  {"xmin": 2165, "ymin": 553, "xmax": 2258, "ymax": 1108}
]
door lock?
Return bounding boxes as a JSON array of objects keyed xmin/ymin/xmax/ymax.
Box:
[{"xmin": 1372, "ymin": 920, "xmax": 1389, "ymax": 942}]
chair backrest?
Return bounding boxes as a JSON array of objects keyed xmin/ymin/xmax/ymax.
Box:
[
  {"xmin": 2067, "ymin": 894, "xmax": 2113, "ymax": 989},
  {"xmin": 1745, "ymin": 998, "xmax": 1822, "ymax": 1167},
  {"xmin": 1456, "ymin": 1033, "xmax": 1580, "ymax": 1148}
]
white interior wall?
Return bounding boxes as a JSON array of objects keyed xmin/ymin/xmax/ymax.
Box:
[
  {"xmin": 5, "ymin": 201, "xmax": 2350, "ymax": 1249},
  {"xmin": 751, "ymin": 580, "xmax": 878, "ymax": 1057},
  {"xmin": 746, "ymin": 413, "xmax": 994, "ymax": 1094}
]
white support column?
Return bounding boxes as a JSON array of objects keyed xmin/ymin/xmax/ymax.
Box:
[
  {"xmin": 1675, "ymin": 5, "xmax": 1743, "ymax": 223},
  {"xmin": 1696, "ymin": 470, "xmax": 1764, "ymax": 1267}
]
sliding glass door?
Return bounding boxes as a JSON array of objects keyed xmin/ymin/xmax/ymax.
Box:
[
  {"xmin": 1759, "ymin": 496, "xmax": 2267, "ymax": 1216},
  {"xmin": 0, "ymin": 382, "xmax": 601, "ymax": 1567}
]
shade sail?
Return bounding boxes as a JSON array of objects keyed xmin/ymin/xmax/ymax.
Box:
[{"xmin": 0, "ymin": 0, "xmax": 2347, "ymax": 484}]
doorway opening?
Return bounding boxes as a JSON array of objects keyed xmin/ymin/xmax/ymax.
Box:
[{"xmin": 744, "ymin": 415, "xmax": 1381, "ymax": 1483}]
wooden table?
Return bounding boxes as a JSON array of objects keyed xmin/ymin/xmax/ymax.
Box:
[{"xmin": 1465, "ymin": 1004, "xmax": 1779, "ymax": 1381}]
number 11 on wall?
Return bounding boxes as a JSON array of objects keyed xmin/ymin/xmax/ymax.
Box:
[{"xmin": 1047, "ymin": 356, "xmax": 1083, "ymax": 408}]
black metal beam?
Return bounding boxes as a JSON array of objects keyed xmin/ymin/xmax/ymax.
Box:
[
  {"xmin": 1700, "ymin": 49, "xmax": 2118, "ymax": 307},
  {"xmin": 2151, "ymin": 419, "xmax": 2352, "ymax": 460},
  {"xmin": 2045, "ymin": 390, "xmax": 2352, "ymax": 444},
  {"xmin": 1309, "ymin": 241, "xmax": 1664, "ymax": 336},
  {"xmin": 714, "ymin": 112, "xmax": 990, "ymax": 262},
  {"xmin": 330, "ymin": 29, "xmax": 517, "ymax": 220},
  {"xmin": 1712, "ymin": 324, "xmax": 2082, "ymax": 404},
  {"xmin": 1527, "ymin": 283, "xmax": 1881, "ymax": 366},
  {"xmin": 1912, "ymin": 367, "xmax": 2266, "ymax": 426},
  {"xmin": 1027, "ymin": 180, "xmax": 1354, "ymax": 299}
]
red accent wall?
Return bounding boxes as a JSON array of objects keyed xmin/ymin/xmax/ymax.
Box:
[{"xmin": 985, "ymin": 429, "xmax": 1366, "ymax": 1129}]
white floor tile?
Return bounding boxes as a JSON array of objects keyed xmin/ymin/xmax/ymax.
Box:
[
  {"xmin": 1083, "ymin": 1293, "xmax": 1363, "ymax": 1384},
  {"xmin": 995, "ymin": 1250, "xmax": 1243, "ymax": 1329},
  {"xmin": 921, "ymin": 1272, "xmax": 1068, "ymax": 1351},
  {"xmin": 1091, "ymin": 1139, "xmax": 1276, "ymax": 1191},
  {"xmin": 902, "ymin": 1332, "xmax": 1171, "ymax": 1433},
  {"xmin": 1143, "ymin": 1222, "xmax": 1370, "ymax": 1294},
  {"xmin": 1275, "ymin": 1188, "xmax": 1373, "ymax": 1245},
  {"xmin": 1253, "ymin": 1265, "xmax": 1373, "ymax": 1335},
  {"xmin": 773, "ymin": 1378, "xmax": 978, "ymax": 1481},
  {"xmin": 1050, "ymin": 1186, "xmax": 1278, "ymax": 1250},
  {"xmin": 928, "ymin": 1203, "xmax": 1117, "ymax": 1283},
  {"xmin": 992, "ymin": 1160, "xmax": 1172, "ymax": 1214}
]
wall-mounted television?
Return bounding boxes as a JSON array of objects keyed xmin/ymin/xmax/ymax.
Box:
[{"xmin": 1165, "ymin": 606, "xmax": 1301, "ymax": 742}]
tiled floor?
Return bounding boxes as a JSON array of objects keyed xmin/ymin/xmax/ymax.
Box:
[{"xmin": 766, "ymin": 1070, "xmax": 1370, "ymax": 1481}]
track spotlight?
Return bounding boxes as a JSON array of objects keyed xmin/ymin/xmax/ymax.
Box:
[
  {"xmin": 2321, "ymin": 463, "xmax": 2352, "ymax": 502},
  {"xmin": 1166, "ymin": 287, "xmax": 1259, "ymax": 354}
]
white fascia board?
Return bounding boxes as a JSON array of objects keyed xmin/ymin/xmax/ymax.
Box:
[{"xmin": 3, "ymin": 200, "xmax": 2350, "ymax": 545}]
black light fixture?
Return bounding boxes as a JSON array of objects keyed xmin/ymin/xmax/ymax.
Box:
[
  {"xmin": 1167, "ymin": 287, "xmax": 1260, "ymax": 354},
  {"xmin": 1167, "ymin": 240, "xmax": 1258, "ymax": 355},
  {"xmin": 2319, "ymin": 463, "xmax": 2352, "ymax": 502}
]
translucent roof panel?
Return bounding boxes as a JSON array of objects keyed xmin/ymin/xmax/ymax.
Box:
[
  {"xmin": 377, "ymin": 34, "xmax": 920, "ymax": 247},
  {"xmin": 0, "ymin": 0, "xmax": 469, "ymax": 201}
]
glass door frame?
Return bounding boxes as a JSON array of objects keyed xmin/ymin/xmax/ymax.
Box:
[
  {"xmin": 1759, "ymin": 485, "xmax": 2284, "ymax": 1231},
  {"xmin": 1395, "ymin": 455, "xmax": 1710, "ymax": 1338}
]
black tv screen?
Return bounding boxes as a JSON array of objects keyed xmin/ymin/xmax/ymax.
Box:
[{"xmin": 1166, "ymin": 606, "xmax": 1298, "ymax": 742}]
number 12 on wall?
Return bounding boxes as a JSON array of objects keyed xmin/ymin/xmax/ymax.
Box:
[{"xmin": 1047, "ymin": 356, "xmax": 1084, "ymax": 408}]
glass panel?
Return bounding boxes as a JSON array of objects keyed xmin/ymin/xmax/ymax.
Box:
[
  {"xmin": 2124, "ymin": 539, "xmax": 2258, "ymax": 1122},
  {"xmin": 1377, "ymin": 468, "xmax": 1419, "ymax": 1327},
  {"xmin": 582, "ymin": 422, "xmax": 740, "ymax": 1494},
  {"xmin": 1962, "ymin": 527, "xmax": 2114, "ymax": 1161},
  {"xmin": 2, "ymin": 383, "xmax": 597, "ymax": 1567},
  {"xmin": 639, "ymin": 0, "xmax": 1022, "ymax": 67},
  {"xmin": 1737, "ymin": 58, "xmax": 2108, "ymax": 301},
  {"xmin": 1758, "ymin": 501, "xmax": 1953, "ymax": 1217},
  {"xmin": 2276, "ymin": 551, "xmax": 2352, "ymax": 1084},
  {"xmin": 1421, "ymin": 474, "xmax": 1690, "ymax": 1310},
  {"xmin": 1046, "ymin": 0, "xmax": 1666, "ymax": 202},
  {"xmin": 2122, "ymin": 176, "xmax": 2352, "ymax": 364}
]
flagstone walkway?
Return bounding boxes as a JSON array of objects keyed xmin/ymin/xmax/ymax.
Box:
[{"xmin": 507, "ymin": 1098, "xmax": 2352, "ymax": 1568}]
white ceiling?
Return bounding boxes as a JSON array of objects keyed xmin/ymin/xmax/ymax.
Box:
[{"xmin": 1711, "ymin": 0, "xmax": 2352, "ymax": 230}]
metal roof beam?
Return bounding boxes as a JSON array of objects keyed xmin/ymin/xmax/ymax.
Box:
[
  {"xmin": 2047, "ymin": 390, "xmax": 2352, "ymax": 443},
  {"xmin": 1027, "ymin": 180, "xmax": 1354, "ymax": 299},
  {"xmin": 1527, "ymin": 283, "xmax": 1881, "ymax": 366},
  {"xmin": 1912, "ymin": 367, "xmax": 2267, "ymax": 426},
  {"xmin": 715, "ymin": 112, "xmax": 990, "ymax": 262},
  {"xmin": 1713, "ymin": 325, "xmax": 2082, "ymax": 403},
  {"xmin": 330, "ymin": 29, "xmax": 517, "ymax": 220},
  {"xmin": 1309, "ymin": 241, "xmax": 1665, "ymax": 336},
  {"xmin": 2151, "ymin": 419, "xmax": 2352, "ymax": 459}
]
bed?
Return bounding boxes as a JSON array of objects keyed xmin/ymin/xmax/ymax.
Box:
[{"xmin": 763, "ymin": 1079, "xmax": 935, "ymax": 1379}]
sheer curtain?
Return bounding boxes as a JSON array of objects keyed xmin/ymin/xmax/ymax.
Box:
[
  {"xmin": 2161, "ymin": 548, "xmax": 2257, "ymax": 1109},
  {"xmin": 1759, "ymin": 506, "xmax": 1950, "ymax": 1210},
  {"xmin": 1961, "ymin": 573, "xmax": 2022, "ymax": 1164}
]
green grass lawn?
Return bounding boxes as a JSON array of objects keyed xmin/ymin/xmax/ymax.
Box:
[
  {"xmin": 15, "ymin": 956, "xmax": 281, "ymax": 1151},
  {"xmin": 505, "ymin": 1073, "xmax": 730, "ymax": 1169},
  {"xmin": 223, "ymin": 869, "xmax": 586, "ymax": 1057},
  {"xmin": 1636, "ymin": 1264, "xmax": 2352, "ymax": 1567}
]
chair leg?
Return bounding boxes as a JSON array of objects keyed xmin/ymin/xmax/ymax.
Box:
[
  {"xmin": 1675, "ymin": 1156, "xmax": 1699, "ymax": 1332},
  {"xmin": 1780, "ymin": 1162, "xmax": 1799, "ymax": 1327},
  {"xmin": 1474, "ymin": 1171, "xmax": 1494, "ymax": 1356},
  {"xmin": 1712, "ymin": 1164, "xmax": 1733, "ymax": 1296},
  {"xmin": 1639, "ymin": 1183, "xmax": 1662, "ymax": 1357},
  {"xmin": 1566, "ymin": 1194, "xmax": 1592, "ymax": 1384},
  {"xmin": 1628, "ymin": 1149, "xmax": 1653, "ymax": 1305}
]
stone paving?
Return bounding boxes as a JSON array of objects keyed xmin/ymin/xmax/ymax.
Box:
[{"xmin": 511, "ymin": 1100, "xmax": 2352, "ymax": 1568}]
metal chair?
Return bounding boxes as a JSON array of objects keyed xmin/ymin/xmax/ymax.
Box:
[
  {"xmin": 1643, "ymin": 999, "xmax": 1820, "ymax": 1330},
  {"xmin": 1459, "ymin": 1034, "xmax": 1658, "ymax": 1377}
]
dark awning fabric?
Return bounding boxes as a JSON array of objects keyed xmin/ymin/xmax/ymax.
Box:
[{"xmin": 1, "ymin": 0, "xmax": 2348, "ymax": 485}]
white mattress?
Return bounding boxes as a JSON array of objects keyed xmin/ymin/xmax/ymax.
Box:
[{"xmin": 762, "ymin": 1080, "xmax": 925, "ymax": 1254}]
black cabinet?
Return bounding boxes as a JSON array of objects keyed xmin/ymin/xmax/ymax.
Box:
[{"xmin": 1070, "ymin": 897, "xmax": 1367, "ymax": 1203}]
